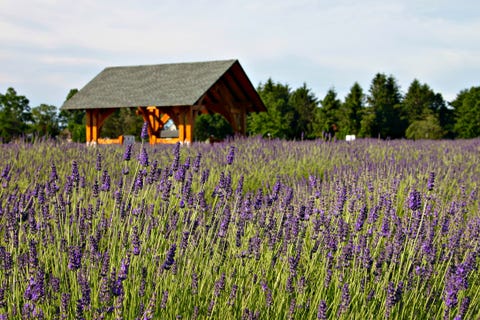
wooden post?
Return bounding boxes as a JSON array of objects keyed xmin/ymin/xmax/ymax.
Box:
[
  {"xmin": 185, "ymin": 106, "xmax": 194, "ymax": 143},
  {"xmin": 86, "ymin": 109, "xmax": 92, "ymax": 143},
  {"xmin": 148, "ymin": 107, "xmax": 160, "ymax": 144},
  {"xmin": 92, "ymin": 109, "xmax": 98, "ymax": 143},
  {"xmin": 85, "ymin": 108, "xmax": 116, "ymax": 145},
  {"xmin": 177, "ymin": 107, "xmax": 185, "ymax": 143}
]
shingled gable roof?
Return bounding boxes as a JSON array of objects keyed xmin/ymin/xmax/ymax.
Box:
[{"xmin": 61, "ymin": 59, "xmax": 266, "ymax": 113}]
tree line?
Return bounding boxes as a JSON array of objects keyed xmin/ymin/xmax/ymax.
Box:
[
  {"xmin": 1, "ymin": 72, "xmax": 479, "ymax": 142},
  {"xmin": 249, "ymin": 75, "xmax": 479, "ymax": 140}
]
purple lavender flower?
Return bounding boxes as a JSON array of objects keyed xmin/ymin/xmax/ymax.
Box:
[
  {"xmin": 443, "ymin": 264, "xmax": 468, "ymax": 310},
  {"xmin": 95, "ymin": 152, "xmax": 102, "ymax": 171},
  {"xmin": 179, "ymin": 231, "xmax": 190, "ymax": 252},
  {"xmin": 161, "ymin": 290, "xmax": 168, "ymax": 309},
  {"xmin": 112, "ymin": 278, "xmax": 124, "ymax": 297},
  {"xmin": 408, "ymin": 189, "xmax": 422, "ymax": 211},
  {"xmin": 1, "ymin": 164, "xmax": 10, "ymax": 180},
  {"xmin": 228, "ymin": 284, "xmax": 238, "ymax": 306},
  {"xmin": 171, "ymin": 142, "xmax": 181, "ymax": 172},
  {"xmin": 68, "ymin": 246, "xmax": 82, "ymax": 270},
  {"xmin": 354, "ymin": 205, "xmax": 367, "ymax": 232},
  {"xmin": 134, "ymin": 172, "xmax": 144, "ymax": 193},
  {"xmin": 337, "ymin": 283, "xmax": 350, "ymax": 316},
  {"xmin": 61, "ymin": 293, "xmax": 70, "ymax": 316},
  {"xmin": 288, "ymin": 298, "xmax": 296, "ymax": 319},
  {"xmin": 29, "ymin": 240, "xmax": 39, "ymax": 271},
  {"xmin": 427, "ymin": 171, "xmax": 435, "ymax": 191},
  {"xmin": 236, "ymin": 175, "xmax": 244, "ymax": 198},
  {"xmin": 0, "ymin": 287, "xmax": 5, "ymax": 309},
  {"xmin": 162, "ymin": 244, "xmax": 177, "ymax": 270},
  {"xmin": 24, "ymin": 273, "xmax": 44, "ymax": 302},
  {"xmin": 285, "ymin": 274, "xmax": 294, "ymax": 293},
  {"xmin": 138, "ymin": 147, "xmax": 149, "ymax": 167},
  {"xmin": 334, "ymin": 185, "xmax": 348, "ymax": 216},
  {"xmin": 21, "ymin": 303, "xmax": 35, "ymax": 319},
  {"xmin": 213, "ymin": 273, "xmax": 226, "ymax": 297},
  {"xmin": 193, "ymin": 152, "xmax": 201, "ymax": 172},
  {"xmin": 218, "ymin": 206, "xmax": 231, "ymax": 238},
  {"xmin": 385, "ymin": 281, "xmax": 398, "ymax": 318},
  {"xmin": 317, "ymin": 300, "xmax": 327, "ymax": 319},
  {"xmin": 50, "ymin": 162, "xmax": 58, "ymax": 181},
  {"xmin": 92, "ymin": 180, "xmax": 99, "ymax": 198},
  {"xmin": 226, "ymin": 146, "xmax": 235, "ymax": 165},
  {"xmin": 248, "ymin": 235, "xmax": 261, "ymax": 261},
  {"xmin": 141, "ymin": 121, "xmax": 149, "ymax": 141},
  {"xmin": 174, "ymin": 164, "xmax": 186, "ymax": 182},
  {"xmin": 50, "ymin": 276, "xmax": 60, "ymax": 293},
  {"xmin": 75, "ymin": 298, "xmax": 85, "ymax": 320},
  {"xmin": 455, "ymin": 296, "xmax": 470, "ymax": 320},
  {"xmin": 100, "ymin": 252, "xmax": 110, "ymax": 277},
  {"xmin": 123, "ymin": 143, "xmax": 133, "ymax": 161},
  {"xmin": 132, "ymin": 226, "xmax": 141, "ymax": 255},
  {"xmin": 99, "ymin": 276, "xmax": 111, "ymax": 305},
  {"xmin": 78, "ymin": 271, "xmax": 91, "ymax": 308},
  {"xmin": 200, "ymin": 169, "xmax": 210, "ymax": 185},
  {"xmin": 260, "ymin": 280, "xmax": 273, "ymax": 307},
  {"xmin": 71, "ymin": 160, "xmax": 79, "ymax": 182},
  {"xmin": 138, "ymin": 267, "xmax": 147, "ymax": 298},
  {"xmin": 191, "ymin": 272, "xmax": 198, "ymax": 294},
  {"xmin": 118, "ymin": 255, "xmax": 130, "ymax": 280}
]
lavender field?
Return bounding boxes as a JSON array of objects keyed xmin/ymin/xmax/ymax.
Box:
[{"xmin": 0, "ymin": 135, "xmax": 479, "ymax": 319}]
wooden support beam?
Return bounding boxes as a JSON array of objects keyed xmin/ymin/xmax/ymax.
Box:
[
  {"xmin": 85, "ymin": 108, "xmax": 117, "ymax": 145},
  {"xmin": 86, "ymin": 109, "xmax": 93, "ymax": 144},
  {"xmin": 136, "ymin": 106, "xmax": 174, "ymax": 144},
  {"xmin": 176, "ymin": 107, "xmax": 185, "ymax": 143},
  {"xmin": 185, "ymin": 106, "xmax": 194, "ymax": 143}
]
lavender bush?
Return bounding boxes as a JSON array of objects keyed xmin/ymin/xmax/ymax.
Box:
[{"xmin": 0, "ymin": 136, "xmax": 479, "ymax": 319}]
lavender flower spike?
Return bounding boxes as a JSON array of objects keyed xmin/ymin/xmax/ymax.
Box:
[
  {"xmin": 141, "ymin": 121, "xmax": 149, "ymax": 141},
  {"xmin": 123, "ymin": 143, "xmax": 133, "ymax": 161},
  {"xmin": 139, "ymin": 147, "xmax": 149, "ymax": 167},
  {"xmin": 162, "ymin": 244, "xmax": 177, "ymax": 270},
  {"xmin": 226, "ymin": 146, "xmax": 235, "ymax": 165}
]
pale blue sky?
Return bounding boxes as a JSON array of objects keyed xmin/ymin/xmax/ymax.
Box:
[{"xmin": 1, "ymin": 0, "xmax": 479, "ymax": 108}]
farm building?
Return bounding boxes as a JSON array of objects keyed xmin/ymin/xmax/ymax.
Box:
[{"xmin": 61, "ymin": 59, "xmax": 266, "ymax": 144}]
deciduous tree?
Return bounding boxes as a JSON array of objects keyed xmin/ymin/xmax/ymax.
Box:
[
  {"xmin": 452, "ymin": 86, "xmax": 480, "ymax": 138},
  {"xmin": 0, "ymin": 87, "xmax": 32, "ymax": 142},
  {"xmin": 31, "ymin": 104, "xmax": 60, "ymax": 138}
]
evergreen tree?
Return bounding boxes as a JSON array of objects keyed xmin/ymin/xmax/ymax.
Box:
[
  {"xmin": 367, "ymin": 73, "xmax": 404, "ymax": 138},
  {"xmin": 289, "ymin": 83, "xmax": 318, "ymax": 139},
  {"xmin": 248, "ymin": 79, "xmax": 297, "ymax": 139},
  {"xmin": 289, "ymin": 83, "xmax": 319, "ymax": 139},
  {"xmin": 317, "ymin": 88, "xmax": 342, "ymax": 139},
  {"xmin": 339, "ymin": 82, "xmax": 365, "ymax": 138}
]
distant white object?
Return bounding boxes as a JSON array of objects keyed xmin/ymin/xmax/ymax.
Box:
[
  {"xmin": 124, "ymin": 135, "xmax": 136, "ymax": 145},
  {"xmin": 346, "ymin": 135, "xmax": 356, "ymax": 141}
]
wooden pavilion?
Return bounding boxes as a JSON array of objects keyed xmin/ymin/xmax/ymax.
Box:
[{"xmin": 61, "ymin": 59, "xmax": 266, "ymax": 144}]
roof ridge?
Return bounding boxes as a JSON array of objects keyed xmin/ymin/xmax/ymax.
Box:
[{"xmin": 104, "ymin": 59, "xmax": 238, "ymax": 70}]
